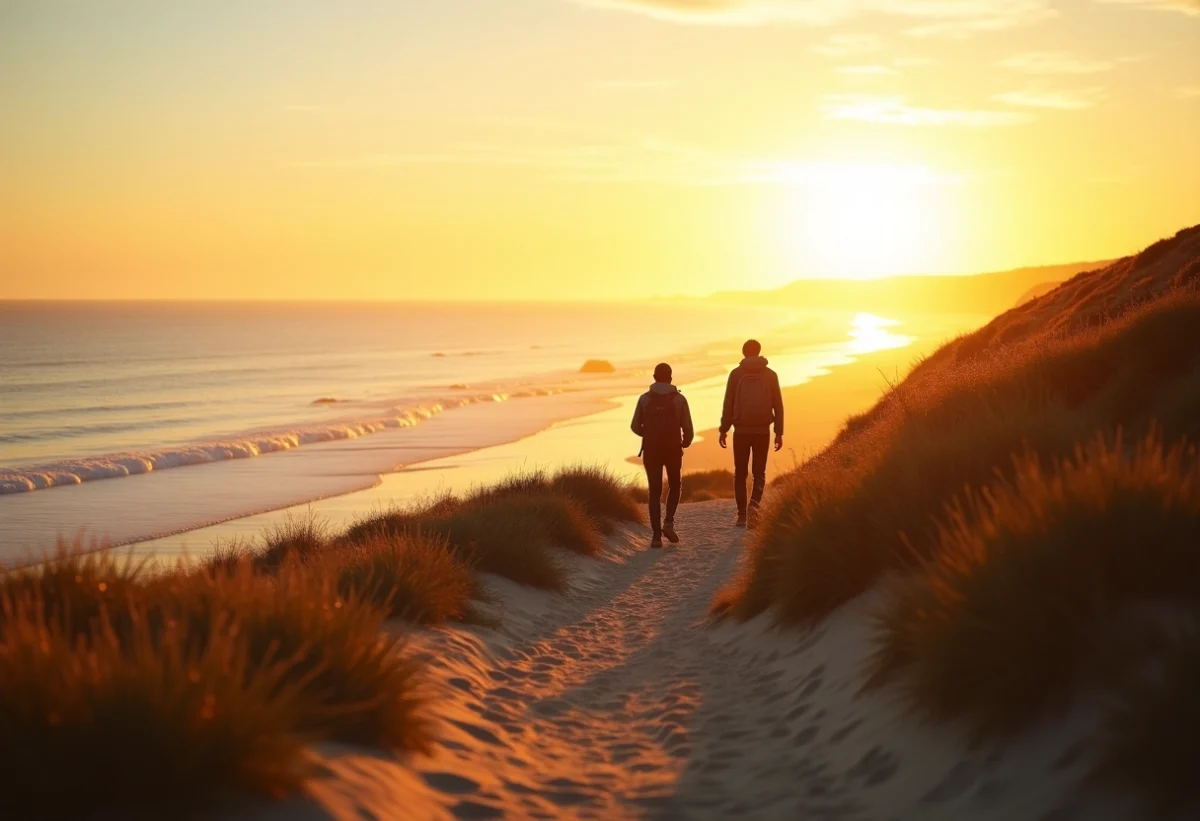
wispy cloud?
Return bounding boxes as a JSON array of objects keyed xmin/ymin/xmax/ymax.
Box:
[
  {"xmin": 1177, "ymin": 85, "xmax": 1200, "ymax": 99},
  {"xmin": 1094, "ymin": 0, "xmax": 1200, "ymax": 15},
  {"xmin": 998, "ymin": 52, "xmax": 1114, "ymax": 74},
  {"xmin": 575, "ymin": 0, "xmax": 1058, "ymax": 35},
  {"xmin": 994, "ymin": 87, "xmax": 1107, "ymax": 110},
  {"xmin": 820, "ymin": 93, "xmax": 1034, "ymax": 126},
  {"xmin": 592, "ymin": 79, "xmax": 677, "ymax": 93}
]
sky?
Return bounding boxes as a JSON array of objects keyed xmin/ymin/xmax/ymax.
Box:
[{"xmin": 1, "ymin": 0, "xmax": 1197, "ymax": 301}]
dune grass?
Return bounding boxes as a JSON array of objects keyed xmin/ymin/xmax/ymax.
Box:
[
  {"xmin": 715, "ymin": 291, "xmax": 1200, "ymax": 627},
  {"xmin": 0, "ymin": 598, "xmax": 310, "ymax": 816},
  {"xmin": 0, "ymin": 551, "xmax": 431, "ymax": 815},
  {"xmin": 335, "ymin": 531, "xmax": 479, "ymax": 624},
  {"xmin": 0, "ymin": 463, "xmax": 628, "ymax": 815},
  {"xmin": 346, "ymin": 466, "xmax": 635, "ymax": 590},
  {"xmin": 467, "ymin": 465, "xmax": 644, "ymax": 532},
  {"xmin": 865, "ymin": 434, "xmax": 1200, "ymax": 739},
  {"xmin": 628, "ymin": 469, "xmax": 736, "ymax": 504}
]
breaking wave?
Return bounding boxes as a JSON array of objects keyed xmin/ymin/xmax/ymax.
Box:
[{"xmin": 0, "ymin": 388, "xmax": 560, "ymax": 495}]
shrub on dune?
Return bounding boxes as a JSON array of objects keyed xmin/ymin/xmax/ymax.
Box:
[
  {"xmin": 469, "ymin": 465, "xmax": 644, "ymax": 530},
  {"xmin": 867, "ymin": 434, "xmax": 1200, "ymax": 739},
  {"xmin": 344, "ymin": 496, "xmax": 567, "ymax": 591},
  {"xmin": 548, "ymin": 465, "xmax": 644, "ymax": 526},
  {"xmin": 0, "ymin": 600, "xmax": 308, "ymax": 815},
  {"xmin": 468, "ymin": 492, "xmax": 601, "ymax": 557},
  {"xmin": 158, "ymin": 564, "xmax": 431, "ymax": 751},
  {"xmin": 254, "ymin": 511, "xmax": 333, "ymax": 569},
  {"xmin": 335, "ymin": 532, "xmax": 477, "ymax": 624},
  {"xmin": 629, "ymin": 469, "xmax": 737, "ymax": 505},
  {"xmin": 0, "ymin": 539, "xmax": 147, "ymax": 640}
]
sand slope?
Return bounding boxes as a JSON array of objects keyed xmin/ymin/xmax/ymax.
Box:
[{"xmin": 262, "ymin": 500, "xmax": 1128, "ymax": 821}]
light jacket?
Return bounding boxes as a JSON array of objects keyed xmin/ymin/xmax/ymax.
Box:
[
  {"xmin": 719, "ymin": 355, "xmax": 784, "ymax": 436},
  {"xmin": 630, "ymin": 382, "xmax": 695, "ymax": 449}
]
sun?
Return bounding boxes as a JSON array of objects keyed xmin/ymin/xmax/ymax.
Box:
[{"xmin": 783, "ymin": 163, "xmax": 943, "ymax": 279}]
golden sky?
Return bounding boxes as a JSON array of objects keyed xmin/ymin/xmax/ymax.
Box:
[{"xmin": 1, "ymin": 0, "xmax": 1197, "ymax": 300}]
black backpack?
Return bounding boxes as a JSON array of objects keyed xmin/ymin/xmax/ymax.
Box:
[
  {"xmin": 734, "ymin": 370, "xmax": 774, "ymax": 428},
  {"xmin": 642, "ymin": 392, "xmax": 681, "ymax": 452}
]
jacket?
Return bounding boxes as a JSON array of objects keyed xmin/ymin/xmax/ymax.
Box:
[
  {"xmin": 630, "ymin": 382, "xmax": 695, "ymax": 450},
  {"xmin": 719, "ymin": 356, "xmax": 784, "ymax": 436}
]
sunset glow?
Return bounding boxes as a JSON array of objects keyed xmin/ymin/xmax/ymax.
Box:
[{"xmin": 1, "ymin": 1, "xmax": 1197, "ymax": 300}]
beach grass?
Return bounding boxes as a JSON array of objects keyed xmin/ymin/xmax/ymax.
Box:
[
  {"xmin": 628, "ymin": 468, "xmax": 737, "ymax": 504},
  {"xmin": 0, "ymin": 550, "xmax": 432, "ymax": 815},
  {"xmin": 865, "ymin": 434, "xmax": 1200, "ymax": 739}
]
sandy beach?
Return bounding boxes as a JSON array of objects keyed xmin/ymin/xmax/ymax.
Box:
[{"xmin": 253, "ymin": 499, "xmax": 1118, "ymax": 821}]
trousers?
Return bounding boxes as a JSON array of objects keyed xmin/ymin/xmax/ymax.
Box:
[
  {"xmin": 733, "ymin": 432, "xmax": 770, "ymax": 514},
  {"xmin": 643, "ymin": 446, "xmax": 682, "ymax": 536}
]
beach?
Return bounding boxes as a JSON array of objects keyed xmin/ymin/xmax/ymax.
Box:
[
  {"xmin": 245, "ymin": 500, "xmax": 1119, "ymax": 821},
  {"xmin": 0, "ymin": 307, "xmax": 988, "ymax": 566}
]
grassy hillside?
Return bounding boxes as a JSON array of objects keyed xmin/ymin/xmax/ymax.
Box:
[
  {"xmin": 0, "ymin": 466, "xmax": 637, "ymax": 817},
  {"xmin": 714, "ymin": 223, "xmax": 1200, "ymax": 813}
]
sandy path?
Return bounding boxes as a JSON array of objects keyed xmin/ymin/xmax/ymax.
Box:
[{"xmin": 284, "ymin": 499, "xmax": 1119, "ymax": 821}]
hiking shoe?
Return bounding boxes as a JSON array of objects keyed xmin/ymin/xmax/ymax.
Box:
[
  {"xmin": 662, "ymin": 520, "xmax": 680, "ymax": 544},
  {"xmin": 747, "ymin": 503, "xmax": 761, "ymax": 530},
  {"xmin": 651, "ymin": 536, "xmax": 664, "ymax": 549},
  {"xmin": 734, "ymin": 513, "xmax": 747, "ymax": 528}
]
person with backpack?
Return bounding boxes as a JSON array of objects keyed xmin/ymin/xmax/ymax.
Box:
[
  {"xmin": 718, "ymin": 339, "xmax": 784, "ymax": 528},
  {"xmin": 631, "ymin": 362, "xmax": 694, "ymax": 548}
]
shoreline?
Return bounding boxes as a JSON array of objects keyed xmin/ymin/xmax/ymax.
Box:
[{"xmin": 1, "ymin": 309, "xmax": 990, "ymax": 563}]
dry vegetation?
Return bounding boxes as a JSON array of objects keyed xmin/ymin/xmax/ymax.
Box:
[
  {"xmin": 628, "ymin": 468, "xmax": 737, "ymax": 504},
  {"xmin": 0, "ymin": 465, "xmax": 636, "ymax": 816},
  {"xmin": 714, "ymin": 224, "xmax": 1200, "ymax": 812}
]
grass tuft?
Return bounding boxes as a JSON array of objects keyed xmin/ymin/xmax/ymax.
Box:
[
  {"xmin": 335, "ymin": 531, "xmax": 477, "ymax": 624},
  {"xmin": 867, "ymin": 433, "xmax": 1200, "ymax": 739},
  {"xmin": 0, "ymin": 598, "xmax": 309, "ymax": 815}
]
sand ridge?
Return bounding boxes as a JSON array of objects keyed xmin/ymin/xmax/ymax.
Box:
[{"xmin": 272, "ymin": 500, "xmax": 1123, "ymax": 821}]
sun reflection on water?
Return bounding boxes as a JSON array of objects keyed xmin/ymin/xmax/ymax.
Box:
[{"xmin": 847, "ymin": 313, "xmax": 914, "ymax": 355}]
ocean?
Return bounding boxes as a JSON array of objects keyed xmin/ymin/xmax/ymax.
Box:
[{"xmin": 1, "ymin": 299, "xmax": 822, "ymax": 557}]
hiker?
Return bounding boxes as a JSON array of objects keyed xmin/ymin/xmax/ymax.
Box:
[
  {"xmin": 631, "ymin": 362, "xmax": 694, "ymax": 548},
  {"xmin": 718, "ymin": 339, "xmax": 784, "ymax": 528}
]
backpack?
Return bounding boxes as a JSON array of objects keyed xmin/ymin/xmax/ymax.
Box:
[
  {"xmin": 734, "ymin": 370, "xmax": 774, "ymax": 427},
  {"xmin": 642, "ymin": 392, "xmax": 681, "ymax": 452}
]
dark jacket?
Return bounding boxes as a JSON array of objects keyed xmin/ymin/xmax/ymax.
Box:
[
  {"xmin": 631, "ymin": 382, "xmax": 695, "ymax": 449},
  {"xmin": 719, "ymin": 356, "xmax": 784, "ymax": 436}
]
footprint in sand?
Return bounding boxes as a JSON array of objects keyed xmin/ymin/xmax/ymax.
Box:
[
  {"xmin": 848, "ymin": 746, "xmax": 900, "ymax": 788},
  {"xmin": 421, "ymin": 772, "xmax": 481, "ymax": 795}
]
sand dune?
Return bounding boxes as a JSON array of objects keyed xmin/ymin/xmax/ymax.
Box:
[{"xmin": 253, "ymin": 499, "xmax": 1123, "ymax": 821}]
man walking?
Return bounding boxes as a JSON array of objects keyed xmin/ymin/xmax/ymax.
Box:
[
  {"xmin": 718, "ymin": 339, "xmax": 784, "ymax": 528},
  {"xmin": 631, "ymin": 363, "xmax": 694, "ymax": 548}
]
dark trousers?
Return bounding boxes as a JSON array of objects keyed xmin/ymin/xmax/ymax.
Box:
[
  {"xmin": 733, "ymin": 432, "xmax": 770, "ymax": 514},
  {"xmin": 643, "ymin": 447, "xmax": 682, "ymax": 536}
]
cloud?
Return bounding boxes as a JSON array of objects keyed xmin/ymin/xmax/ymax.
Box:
[
  {"xmin": 575, "ymin": 0, "xmax": 1058, "ymax": 34},
  {"xmin": 998, "ymin": 52, "xmax": 1114, "ymax": 74},
  {"xmin": 994, "ymin": 87, "xmax": 1107, "ymax": 109},
  {"xmin": 1094, "ymin": 0, "xmax": 1200, "ymax": 15},
  {"xmin": 820, "ymin": 93, "xmax": 1034, "ymax": 126},
  {"xmin": 1177, "ymin": 86, "xmax": 1200, "ymax": 99}
]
